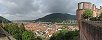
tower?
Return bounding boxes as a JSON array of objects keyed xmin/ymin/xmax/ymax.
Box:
[
  {"xmin": 76, "ymin": 2, "xmax": 92, "ymax": 23},
  {"xmin": 92, "ymin": 4, "xmax": 97, "ymax": 17},
  {"xmin": 76, "ymin": 2, "xmax": 92, "ymax": 40}
]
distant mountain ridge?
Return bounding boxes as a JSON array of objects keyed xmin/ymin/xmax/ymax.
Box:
[
  {"xmin": 0, "ymin": 16, "xmax": 11, "ymax": 23},
  {"xmin": 12, "ymin": 20, "xmax": 33, "ymax": 23},
  {"xmin": 35, "ymin": 13, "xmax": 76, "ymax": 23}
]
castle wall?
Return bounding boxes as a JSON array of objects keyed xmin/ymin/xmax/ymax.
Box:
[
  {"xmin": 77, "ymin": 2, "xmax": 102, "ymax": 40},
  {"xmin": 96, "ymin": 8, "xmax": 101, "ymax": 17},
  {"xmin": 77, "ymin": 2, "xmax": 101, "ymax": 21},
  {"xmin": 78, "ymin": 2, "xmax": 92, "ymax": 9},
  {"xmin": 76, "ymin": 9, "xmax": 85, "ymax": 21},
  {"xmin": 80, "ymin": 20, "xmax": 102, "ymax": 40},
  {"xmin": 83, "ymin": 2, "xmax": 92, "ymax": 9}
]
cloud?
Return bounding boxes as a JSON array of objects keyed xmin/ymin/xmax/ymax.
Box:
[
  {"xmin": 40, "ymin": 0, "xmax": 72, "ymax": 13},
  {"xmin": 0, "ymin": 0, "xmax": 42, "ymax": 20},
  {"xmin": 0, "ymin": 0, "xmax": 101, "ymax": 20}
]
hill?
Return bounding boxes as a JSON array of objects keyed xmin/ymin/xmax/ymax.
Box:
[
  {"xmin": 0, "ymin": 16, "xmax": 11, "ymax": 23},
  {"xmin": 35, "ymin": 13, "xmax": 76, "ymax": 23}
]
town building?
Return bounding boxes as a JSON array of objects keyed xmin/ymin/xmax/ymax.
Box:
[
  {"xmin": 24, "ymin": 22, "xmax": 63, "ymax": 38},
  {"xmin": 24, "ymin": 22, "xmax": 78, "ymax": 39}
]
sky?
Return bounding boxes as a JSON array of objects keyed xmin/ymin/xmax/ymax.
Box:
[{"xmin": 0, "ymin": 0, "xmax": 101, "ymax": 20}]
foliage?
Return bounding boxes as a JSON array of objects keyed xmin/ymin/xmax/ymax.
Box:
[
  {"xmin": 22, "ymin": 31, "xmax": 35, "ymax": 40},
  {"xmin": 35, "ymin": 36, "xmax": 43, "ymax": 40},
  {"xmin": 2, "ymin": 23, "xmax": 36, "ymax": 40},
  {"xmin": 3, "ymin": 23, "xmax": 22, "ymax": 40},
  {"xmin": 20, "ymin": 23, "xmax": 25, "ymax": 31},
  {"xmin": 89, "ymin": 12, "xmax": 102, "ymax": 21},
  {"xmin": 83, "ymin": 9, "xmax": 93, "ymax": 19},
  {"xmin": 89, "ymin": 17, "xmax": 100, "ymax": 21},
  {"xmin": 49, "ymin": 29, "xmax": 79, "ymax": 40},
  {"xmin": 2, "ymin": 23, "xmax": 79, "ymax": 40}
]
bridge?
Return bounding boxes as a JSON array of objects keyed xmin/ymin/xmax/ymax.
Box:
[{"xmin": 79, "ymin": 20, "xmax": 102, "ymax": 40}]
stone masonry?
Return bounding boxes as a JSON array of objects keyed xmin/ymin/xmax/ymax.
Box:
[{"xmin": 77, "ymin": 2, "xmax": 102, "ymax": 40}]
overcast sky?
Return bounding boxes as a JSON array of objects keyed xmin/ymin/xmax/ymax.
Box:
[{"xmin": 0, "ymin": 0, "xmax": 101, "ymax": 20}]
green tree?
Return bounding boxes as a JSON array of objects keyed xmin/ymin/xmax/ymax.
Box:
[
  {"xmin": 89, "ymin": 17, "xmax": 99, "ymax": 21},
  {"xmin": 35, "ymin": 36, "xmax": 43, "ymax": 40},
  {"xmin": 83, "ymin": 9, "xmax": 93, "ymax": 19},
  {"xmin": 2, "ymin": 23, "xmax": 37, "ymax": 40},
  {"xmin": 3, "ymin": 23, "xmax": 23, "ymax": 40},
  {"xmin": 50, "ymin": 29, "xmax": 68, "ymax": 40},
  {"xmin": 20, "ymin": 23, "xmax": 25, "ymax": 31},
  {"xmin": 49, "ymin": 29, "xmax": 79, "ymax": 40},
  {"xmin": 22, "ymin": 31, "xmax": 35, "ymax": 40}
]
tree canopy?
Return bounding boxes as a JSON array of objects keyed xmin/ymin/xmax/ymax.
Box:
[
  {"xmin": 83, "ymin": 9, "xmax": 93, "ymax": 19},
  {"xmin": 49, "ymin": 29, "xmax": 79, "ymax": 40},
  {"xmin": 2, "ymin": 23, "xmax": 42, "ymax": 40}
]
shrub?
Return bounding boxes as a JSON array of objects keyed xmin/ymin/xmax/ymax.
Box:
[
  {"xmin": 49, "ymin": 29, "xmax": 79, "ymax": 40},
  {"xmin": 83, "ymin": 9, "xmax": 93, "ymax": 19}
]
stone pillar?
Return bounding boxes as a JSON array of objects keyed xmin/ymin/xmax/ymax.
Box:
[{"xmin": 78, "ymin": 3, "xmax": 80, "ymax": 9}]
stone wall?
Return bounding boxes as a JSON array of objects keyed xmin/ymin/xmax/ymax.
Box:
[
  {"xmin": 76, "ymin": 2, "xmax": 102, "ymax": 24},
  {"xmin": 80, "ymin": 20, "xmax": 102, "ymax": 40}
]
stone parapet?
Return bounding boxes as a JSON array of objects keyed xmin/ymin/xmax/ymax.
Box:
[{"xmin": 80, "ymin": 20, "xmax": 102, "ymax": 40}]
